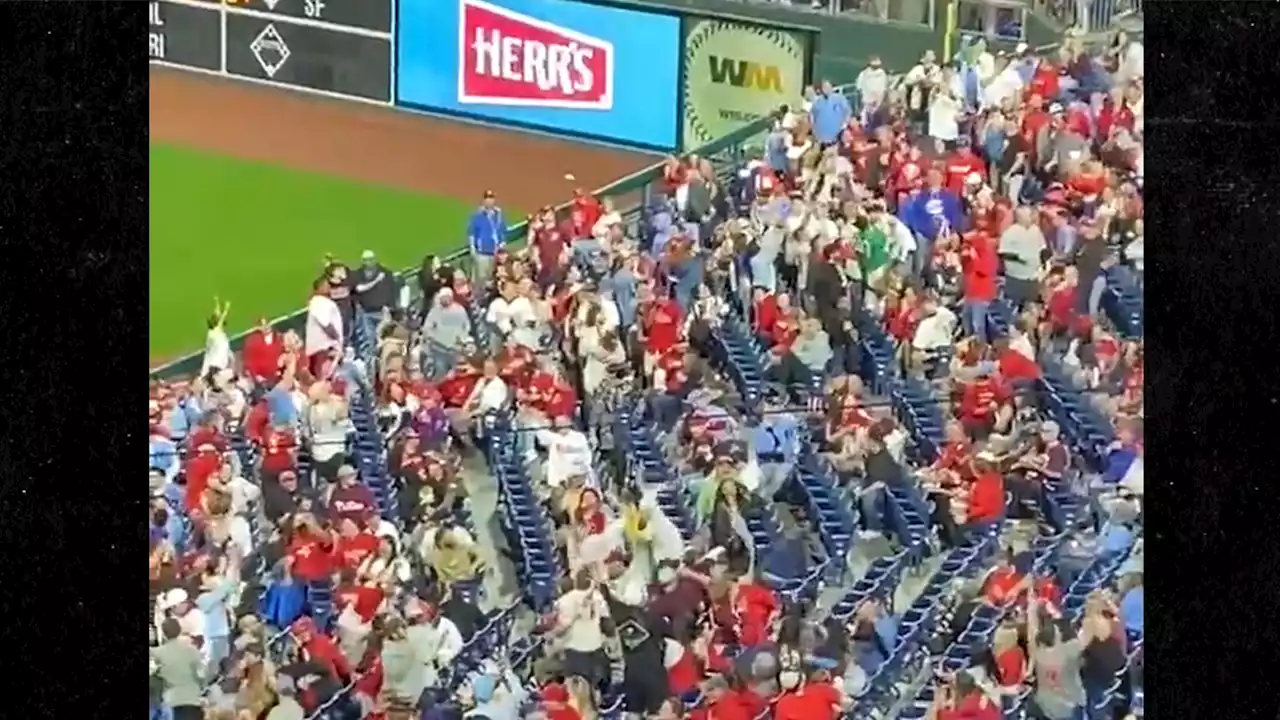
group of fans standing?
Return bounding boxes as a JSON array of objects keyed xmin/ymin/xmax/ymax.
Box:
[{"xmin": 149, "ymin": 27, "xmax": 1144, "ymax": 720}]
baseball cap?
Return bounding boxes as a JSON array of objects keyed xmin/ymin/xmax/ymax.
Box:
[
  {"xmin": 361, "ymin": 250, "xmax": 376, "ymax": 261},
  {"xmin": 483, "ymin": 189, "xmax": 496, "ymax": 198}
]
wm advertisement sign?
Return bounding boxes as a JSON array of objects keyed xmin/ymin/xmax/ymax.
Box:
[{"xmin": 681, "ymin": 18, "xmax": 812, "ymax": 149}]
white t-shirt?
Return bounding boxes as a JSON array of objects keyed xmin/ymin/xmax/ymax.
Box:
[
  {"xmin": 486, "ymin": 296, "xmax": 535, "ymax": 335},
  {"xmin": 555, "ymin": 588, "xmax": 610, "ymax": 653},
  {"xmin": 202, "ymin": 327, "xmax": 232, "ymax": 376},
  {"xmin": 928, "ymin": 92, "xmax": 961, "ymax": 141},
  {"xmin": 468, "ymin": 377, "xmax": 509, "ymax": 413},
  {"xmin": 546, "ymin": 430, "xmax": 594, "ymax": 488},
  {"xmin": 983, "ymin": 66, "xmax": 1024, "ymax": 109},
  {"xmin": 913, "ymin": 307, "xmax": 958, "ymax": 351},
  {"xmin": 305, "ymin": 295, "xmax": 343, "ymax": 357}
]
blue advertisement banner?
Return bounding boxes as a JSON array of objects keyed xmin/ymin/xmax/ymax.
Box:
[{"xmin": 395, "ymin": 0, "xmax": 681, "ymax": 150}]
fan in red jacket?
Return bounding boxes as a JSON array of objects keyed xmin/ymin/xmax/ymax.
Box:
[
  {"xmin": 286, "ymin": 521, "xmax": 337, "ymax": 583},
  {"xmin": 242, "ymin": 319, "xmax": 285, "ymax": 384},
  {"xmin": 291, "ymin": 616, "xmax": 352, "ymax": 684}
]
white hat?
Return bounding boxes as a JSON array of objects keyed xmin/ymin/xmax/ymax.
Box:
[{"xmin": 160, "ymin": 588, "xmax": 188, "ymax": 610}]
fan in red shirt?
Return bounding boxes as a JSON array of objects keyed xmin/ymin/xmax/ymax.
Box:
[
  {"xmin": 569, "ymin": 189, "xmax": 602, "ymax": 239},
  {"xmin": 957, "ymin": 368, "xmax": 1012, "ymax": 439},
  {"xmin": 773, "ymin": 674, "xmax": 845, "ymax": 720},
  {"xmin": 660, "ymin": 156, "xmax": 690, "ymax": 195},
  {"xmin": 981, "ymin": 549, "xmax": 1026, "ymax": 606},
  {"xmin": 260, "ymin": 422, "xmax": 298, "ymax": 478},
  {"xmin": 994, "ymin": 338, "xmax": 1041, "ymax": 382},
  {"xmin": 1020, "ymin": 95, "xmax": 1052, "ymax": 160},
  {"xmin": 769, "ymin": 295, "xmax": 801, "ymax": 349},
  {"xmin": 643, "ymin": 295, "xmax": 683, "ymax": 358},
  {"xmin": 943, "ymin": 140, "xmax": 987, "ymax": 195},
  {"xmin": 286, "ymin": 515, "xmax": 337, "ymax": 583},
  {"xmin": 932, "ymin": 675, "xmax": 1001, "ymax": 720},
  {"xmin": 655, "ymin": 347, "xmax": 689, "ymax": 394},
  {"xmin": 438, "ymin": 362, "xmax": 483, "ymax": 408},
  {"xmin": 1026, "ymin": 61, "xmax": 1061, "ymax": 103},
  {"xmin": 242, "ymin": 317, "xmax": 286, "ymax": 384},
  {"xmin": 885, "ymin": 288, "xmax": 922, "ymax": 345},
  {"xmin": 965, "ymin": 454, "xmax": 1006, "ymax": 525},
  {"xmin": 334, "ymin": 567, "xmax": 384, "ymax": 623},
  {"xmin": 728, "ymin": 576, "xmax": 779, "ymax": 647},
  {"xmin": 573, "ymin": 487, "xmax": 607, "ymax": 536},
  {"xmin": 1044, "ymin": 266, "xmax": 1081, "ymax": 335},
  {"xmin": 752, "ymin": 288, "xmax": 781, "ymax": 338},
  {"xmin": 531, "ymin": 207, "xmax": 569, "ymax": 276},
  {"xmin": 687, "ymin": 677, "xmax": 757, "ymax": 720},
  {"xmin": 334, "ymin": 517, "xmax": 380, "ymax": 571},
  {"xmin": 960, "ymin": 230, "xmax": 999, "ymax": 306},
  {"xmin": 290, "ymin": 616, "xmax": 352, "ymax": 684}
]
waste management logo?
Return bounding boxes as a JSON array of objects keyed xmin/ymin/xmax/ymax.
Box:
[
  {"xmin": 459, "ymin": 0, "xmax": 613, "ymax": 109},
  {"xmin": 681, "ymin": 18, "xmax": 808, "ymax": 149}
]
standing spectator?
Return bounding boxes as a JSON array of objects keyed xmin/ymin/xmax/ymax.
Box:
[
  {"xmin": 305, "ymin": 277, "xmax": 343, "ymax": 378},
  {"xmin": 417, "ymin": 254, "xmax": 452, "ymax": 318},
  {"xmin": 998, "ymin": 206, "xmax": 1048, "ymax": 310},
  {"xmin": 468, "ymin": 190, "xmax": 506, "ymax": 285},
  {"xmin": 354, "ymin": 250, "xmax": 398, "ymax": 334},
  {"xmin": 856, "ymin": 57, "xmax": 889, "ymax": 115},
  {"xmin": 201, "ymin": 298, "xmax": 232, "ymax": 377},
  {"xmin": 424, "ymin": 288, "xmax": 473, "ymax": 376},
  {"xmin": 960, "ymin": 226, "xmax": 999, "ymax": 343},
  {"xmin": 243, "ymin": 316, "xmax": 285, "ymax": 385},
  {"xmin": 809, "ymin": 81, "xmax": 852, "ymax": 149},
  {"xmin": 151, "ymin": 618, "xmax": 207, "ymax": 720}
]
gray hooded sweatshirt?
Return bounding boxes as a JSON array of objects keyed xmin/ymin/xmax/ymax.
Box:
[{"xmin": 424, "ymin": 295, "xmax": 473, "ymax": 350}]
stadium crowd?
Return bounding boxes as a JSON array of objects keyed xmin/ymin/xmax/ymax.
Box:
[{"xmin": 149, "ymin": 29, "xmax": 1144, "ymax": 720}]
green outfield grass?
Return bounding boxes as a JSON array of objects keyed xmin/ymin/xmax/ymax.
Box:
[{"xmin": 149, "ymin": 144, "xmax": 476, "ymax": 361}]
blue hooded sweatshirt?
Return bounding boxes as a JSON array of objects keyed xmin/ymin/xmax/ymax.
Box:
[{"xmin": 899, "ymin": 188, "xmax": 965, "ymax": 241}]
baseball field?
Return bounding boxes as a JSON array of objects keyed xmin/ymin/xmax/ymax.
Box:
[{"xmin": 149, "ymin": 68, "xmax": 658, "ymax": 366}]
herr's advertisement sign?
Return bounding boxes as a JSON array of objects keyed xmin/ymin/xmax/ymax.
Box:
[
  {"xmin": 396, "ymin": 0, "xmax": 681, "ymax": 150},
  {"xmin": 681, "ymin": 17, "xmax": 814, "ymax": 150}
]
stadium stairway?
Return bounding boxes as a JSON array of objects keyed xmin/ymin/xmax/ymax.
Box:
[
  {"xmin": 895, "ymin": 526, "xmax": 1067, "ymax": 720},
  {"xmin": 851, "ymin": 531, "xmax": 1001, "ymax": 718},
  {"xmin": 1102, "ymin": 266, "xmax": 1144, "ymax": 339}
]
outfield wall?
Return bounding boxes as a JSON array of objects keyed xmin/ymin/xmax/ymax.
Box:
[{"xmin": 150, "ymin": 0, "xmax": 819, "ymax": 152}]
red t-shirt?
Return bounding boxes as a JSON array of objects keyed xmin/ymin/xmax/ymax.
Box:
[
  {"xmin": 645, "ymin": 299, "xmax": 683, "ymax": 356},
  {"xmin": 938, "ymin": 691, "xmax": 1001, "ymax": 720},
  {"xmin": 734, "ymin": 583, "xmax": 779, "ymax": 647},
  {"xmin": 335, "ymin": 531, "xmax": 379, "ymax": 570},
  {"xmin": 288, "ymin": 532, "xmax": 336, "ymax": 582},
  {"xmin": 570, "ymin": 196, "xmax": 602, "ymax": 238},
  {"xmin": 657, "ymin": 349, "xmax": 687, "ymax": 394},
  {"xmin": 183, "ymin": 451, "xmax": 221, "ymax": 514},
  {"xmin": 689, "ymin": 692, "xmax": 756, "ymax": 720},
  {"xmin": 335, "ymin": 583, "xmax": 384, "ymax": 623},
  {"xmin": 774, "ymin": 682, "xmax": 842, "ymax": 720},
  {"xmin": 439, "ymin": 369, "xmax": 481, "ymax": 408},
  {"xmin": 533, "ymin": 227, "xmax": 567, "ymax": 269},
  {"xmin": 261, "ymin": 428, "xmax": 298, "ymax": 475},
  {"xmin": 666, "ymin": 644, "xmax": 703, "ymax": 696},
  {"xmin": 1046, "ymin": 284, "xmax": 1078, "ymax": 331},
  {"xmin": 966, "ymin": 472, "xmax": 1005, "ymax": 523},
  {"xmin": 959, "ymin": 377, "xmax": 1009, "ymax": 422},
  {"xmin": 944, "ymin": 152, "xmax": 986, "ymax": 195},
  {"xmin": 996, "ymin": 646, "xmax": 1027, "ymax": 686},
  {"xmin": 961, "ymin": 234, "xmax": 999, "ymax": 302},
  {"xmin": 997, "ymin": 348, "xmax": 1041, "ymax": 382},
  {"xmin": 982, "ymin": 567, "xmax": 1023, "ymax": 606},
  {"xmin": 242, "ymin": 330, "xmax": 284, "ymax": 382},
  {"xmin": 754, "ymin": 295, "xmax": 780, "ymax": 336}
]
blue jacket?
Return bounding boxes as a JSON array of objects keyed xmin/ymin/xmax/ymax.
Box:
[
  {"xmin": 1102, "ymin": 445, "xmax": 1138, "ymax": 484},
  {"xmin": 810, "ymin": 92, "xmax": 852, "ymax": 145},
  {"xmin": 467, "ymin": 207, "xmax": 506, "ymax": 256},
  {"xmin": 899, "ymin": 188, "xmax": 964, "ymax": 241}
]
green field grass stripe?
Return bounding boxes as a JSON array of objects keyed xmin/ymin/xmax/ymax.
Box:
[{"xmin": 149, "ymin": 145, "xmax": 474, "ymax": 357}]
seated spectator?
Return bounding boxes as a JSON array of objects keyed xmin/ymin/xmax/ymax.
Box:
[
  {"xmin": 791, "ymin": 316, "xmax": 834, "ymax": 376},
  {"xmin": 928, "ymin": 670, "xmax": 1000, "ymax": 720},
  {"xmin": 773, "ymin": 666, "xmax": 849, "ymax": 720}
]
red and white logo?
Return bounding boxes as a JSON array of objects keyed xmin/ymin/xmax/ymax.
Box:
[{"xmin": 457, "ymin": 0, "xmax": 614, "ymax": 110}]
